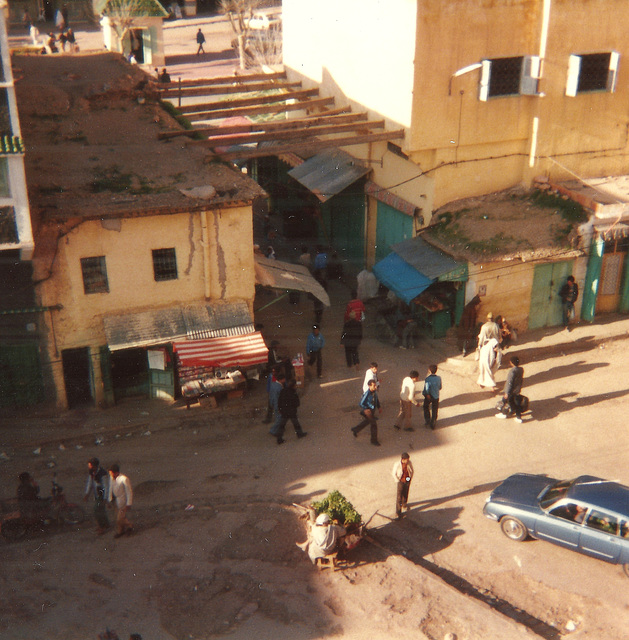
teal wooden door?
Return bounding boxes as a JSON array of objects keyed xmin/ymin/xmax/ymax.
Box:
[
  {"xmin": 375, "ymin": 202, "xmax": 414, "ymax": 262},
  {"xmin": 528, "ymin": 261, "xmax": 574, "ymax": 329}
]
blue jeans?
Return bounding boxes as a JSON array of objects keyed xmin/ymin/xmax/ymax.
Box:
[{"xmin": 562, "ymin": 301, "xmax": 574, "ymax": 327}]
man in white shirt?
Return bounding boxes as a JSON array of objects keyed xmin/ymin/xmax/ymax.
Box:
[
  {"xmin": 108, "ymin": 464, "xmax": 134, "ymax": 538},
  {"xmin": 362, "ymin": 362, "xmax": 379, "ymax": 393},
  {"xmin": 393, "ymin": 371, "xmax": 420, "ymax": 432}
]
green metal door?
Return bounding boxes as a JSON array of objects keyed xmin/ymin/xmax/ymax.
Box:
[
  {"xmin": 528, "ymin": 261, "xmax": 574, "ymax": 329},
  {"xmin": 148, "ymin": 347, "xmax": 175, "ymax": 400},
  {"xmin": 0, "ymin": 343, "xmax": 44, "ymax": 408},
  {"xmin": 375, "ymin": 201, "xmax": 414, "ymax": 262},
  {"xmin": 320, "ymin": 181, "xmax": 365, "ymax": 268}
]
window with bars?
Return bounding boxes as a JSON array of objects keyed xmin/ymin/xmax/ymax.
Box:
[
  {"xmin": 566, "ymin": 52, "xmax": 619, "ymax": 96},
  {"xmin": 479, "ymin": 56, "xmax": 540, "ymax": 101},
  {"xmin": 80, "ymin": 256, "xmax": 109, "ymax": 294},
  {"xmin": 152, "ymin": 248, "xmax": 178, "ymax": 281}
]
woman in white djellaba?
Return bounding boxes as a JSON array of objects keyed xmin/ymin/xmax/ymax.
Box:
[{"xmin": 477, "ymin": 337, "xmax": 502, "ymax": 391}]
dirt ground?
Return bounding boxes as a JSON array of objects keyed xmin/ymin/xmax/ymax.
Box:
[{"xmin": 2, "ymin": 282, "xmax": 629, "ymax": 640}]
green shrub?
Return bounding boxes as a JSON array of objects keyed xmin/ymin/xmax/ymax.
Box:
[{"xmin": 311, "ymin": 490, "xmax": 361, "ymax": 525}]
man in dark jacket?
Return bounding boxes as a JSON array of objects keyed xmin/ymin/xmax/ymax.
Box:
[
  {"xmin": 351, "ymin": 379, "xmax": 382, "ymax": 446},
  {"xmin": 341, "ymin": 310, "xmax": 363, "ymax": 369},
  {"xmin": 559, "ymin": 275, "xmax": 579, "ymax": 330},
  {"xmin": 84, "ymin": 457, "xmax": 110, "ymax": 534},
  {"xmin": 496, "ymin": 356, "xmax": 524, "ymax": 423},
  {"xmin": 275, "ymin": 379, "xmax": 307, "ymax": 445}
]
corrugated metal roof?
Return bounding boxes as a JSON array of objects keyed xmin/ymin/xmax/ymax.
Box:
[
  {"xmin": 103, "ymin": 302, "xmax": 254, "ymax": 351},
  {"xmin": 392, "ymin": 236, "xmax": 466, "ymax": 282},
  {"xmin": 288, "ymin": 148, "xmax": 370, "ymax": 203},
  {"xmin": 254, "ymin": 255, "xmax": 330, "ymax": 306}
]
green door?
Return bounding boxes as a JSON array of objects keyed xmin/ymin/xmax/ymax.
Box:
[
  {"xmin": 148, "ymin": 347, "xmax": 175, "ymax": 400},
  {"xmin": 375, "ymin": 201, "xmax": 414, "ymax": 262},
  {"xmin": 0, "ymin": 343, "xmax": 44, "ymax": 408},
  {"xmin": 320, "ymin": 181, "xmax": 365, "ymax": 268},
  {"xmin": 528, "ymin": 261, "xmax": 574, "ymax": 329}
]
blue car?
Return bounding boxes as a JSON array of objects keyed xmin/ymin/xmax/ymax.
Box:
[{"xmin": 483, "ymin": 474, "xmax": 629, "ymax": 577}]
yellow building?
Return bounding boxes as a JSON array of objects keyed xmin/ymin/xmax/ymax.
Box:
[
  {"xmin": 16, "ymin": 52, "xmax": 266, "ymax": 409},
  {"xmin": 282, "ymin": 0, "xmax": 629, "ymax": 330}
]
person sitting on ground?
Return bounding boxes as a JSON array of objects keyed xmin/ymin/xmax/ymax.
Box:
[
  {"xmin": 296, "ymin": 512, "xmax": 346, "ymax": 564},
  {"xmin": 17, "ymin": 472, "xmax": 46, "ymax": 518},
  {"xmin": 46, "ymin": 32, "xmax": 58, "ymax": 53},
  {"xmin": 498, "ymin": 316, "xmax": 514, "ymax": 349}
]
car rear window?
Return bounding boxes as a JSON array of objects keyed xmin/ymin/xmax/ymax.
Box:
[{"xmin": 540, "ymin": 479, "xmax": 573, "ymax": 509}]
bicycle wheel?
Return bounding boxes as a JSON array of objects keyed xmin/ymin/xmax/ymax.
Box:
[{"xmin": 60, "ymin": 505, "xmax": 85, "ymax": 525}]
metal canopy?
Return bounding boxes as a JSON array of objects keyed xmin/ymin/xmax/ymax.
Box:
[
  {"xmin": 391, "ymin": 236, "xmax": 467, "ymax": 282},
  {"xmin": 372, "ymin": 237, "xmax": 466, "ymax": 305},
  {"xmin": 103, "ymin": 302, "xmax": 254, "ymax": 351},
  {"xmin": 255, "ymin": 255, "xmax": 330, "ymax": 306},
  {"xmin": 287, "ymin": 148, "xmax": 370, "ymax": 203}
]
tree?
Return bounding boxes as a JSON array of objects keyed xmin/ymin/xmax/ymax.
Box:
[{"xmin": 219, "ymin": 0, "xmax": 261, "ymax": 70}]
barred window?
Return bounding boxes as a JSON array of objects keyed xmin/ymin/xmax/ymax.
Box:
[
  {"xmin": 81, "ymin": 256, "xmax": 109, "ymax": 294},
  {"xmin": 152, "ymin": 248, "xmax": 178, "ymax": 281}
]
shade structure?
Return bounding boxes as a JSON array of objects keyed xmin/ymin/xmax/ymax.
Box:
[
  {"xmin": 173, "ymin": 331, "xmax": 268, "ymax": 368},
  {"xmin": 255, "ymin": 255, "xmax": 330, "ymax": 306},
  {"xmin": 372, "ymin": 252, "xmax": 433, "ymax": 304}
]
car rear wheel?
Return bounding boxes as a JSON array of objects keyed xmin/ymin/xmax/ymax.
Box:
[
  {"xmin": 623, "ymin": 563, "xmax": 629, "ymax": 579},
  {"xmin": 500, "ymin": 516, "xmax": 528, "ymax": 541}
]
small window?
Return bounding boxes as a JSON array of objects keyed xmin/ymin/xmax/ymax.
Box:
[
  {"xmin": 548, "ymin": 502, "xmax": 587, "ymax": 523},
  {"xmin": 81, "ymin": 256, "xmax": 109, "ymax": 294},
  {"xmin": 479, "ymin": 55, "xmax": 540, "ymax": 101},
  {"xmin": 152, "ymin": 248, "xmax": 178, "ymax": 281},
  {"xmin": 585, "ymin": 509, "xmax": 619, "ymax": 535},
  {"xmin": 566, "ymin": 52, "xmax": 619, "ymax": 96}
]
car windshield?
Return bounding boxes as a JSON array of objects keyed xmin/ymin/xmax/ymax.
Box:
[{"xmin": 539, "ymin": 478, "xmax": 575, "ymax": 509}]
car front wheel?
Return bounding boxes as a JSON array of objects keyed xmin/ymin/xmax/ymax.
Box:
[
  {"xmin": 500, "ymin": 516, "xmax": 528, "ymax": 541},
  {"xmin": 623, "ymin": 563, "xmax": 629, "ymax": 579}
]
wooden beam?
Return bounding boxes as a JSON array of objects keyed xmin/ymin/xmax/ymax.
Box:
[
  {"xmin": 190, "ymin": 120, "xmax": 385, "ymax": 147},
  {"xmin": 158, "ymin": 71, "xmax": 287, "ymax": 89},
  {"xmin": 187, "ymin": 96, "xmax": 336, "ymax": 122},
  {"xmin": 176, "ymin": 88, "xmax": 320, "ymax": 114},
  {"xmin": 205, "ymin": 130, "xmax": 406, "ymax": 161},
  {"xmin": 159, "ymin": 80, "xmax": 302, "ymax": 99},
  {"xmin": 158, "ymin": 110, "xmax": 364, "ymax": 140}
]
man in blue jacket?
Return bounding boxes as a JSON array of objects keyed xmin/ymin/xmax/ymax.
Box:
[
  {"xmin": 306, "ymin": 325, "xmax": 325, "ymax": 378},
  {"xmin": 351, "ymin": 379, "xmax": 381, "ymax": 446}
]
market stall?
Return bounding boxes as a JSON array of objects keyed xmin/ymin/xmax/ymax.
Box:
[
  {"xmin": 173, "ymin": 331, "xmax": 268, "ymax": 408},
  {"xmin": 372, "ymin": 236, "xmax": 467, "ymax": 340}
]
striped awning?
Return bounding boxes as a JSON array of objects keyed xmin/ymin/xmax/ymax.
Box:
[{"xmin": 173, "ymin": 331, "xmax": 268, "ymax": 368}]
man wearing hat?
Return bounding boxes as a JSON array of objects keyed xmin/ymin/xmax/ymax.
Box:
[
  {"xmin": 477, "ymin": 312, "xmax": 500, "ymax": 349},
  {"xmin": 297, "ymin": 512, "xmax": 346, "ymax": 564}
]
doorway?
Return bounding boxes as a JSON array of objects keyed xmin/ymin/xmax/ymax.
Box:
[
  {"xmin": 528, "ymin": 261, "xmax": 574, "ymax": 329},
  {"xmin": 596, "ymin": 236, "xmax": 628, "ymax": 313},
  {"xmin": 61, "ymin": 347, "xmax": 93, "ymax": 408}
]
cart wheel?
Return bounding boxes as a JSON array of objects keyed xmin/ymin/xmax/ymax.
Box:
[
  {"xmin": 2, "ymin": 519, "xmax": 27, "ymax": 542},
  {"xmin": 60, "ymin": 505, "xmax": 85, "ymax": 525}
]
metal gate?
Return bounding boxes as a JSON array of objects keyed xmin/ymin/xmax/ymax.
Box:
[
  {"xmin": 528, "ymin": 261, "xmax": 574, "ymax": 329},
  {"xmin": 0, "ymin": 343, "xmax": 44, "ymax": 408}
]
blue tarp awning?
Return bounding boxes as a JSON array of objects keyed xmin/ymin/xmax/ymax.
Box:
[
  {"xmin": 372, "ymin": 253, "xmax": 433, "ymax": 304},
  {"xmin": 372, "ymin": 236, "xmax": 467, "ymax": 304}
]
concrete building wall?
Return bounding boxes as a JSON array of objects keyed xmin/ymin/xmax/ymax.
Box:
[
  {"xmin": 283, "ymin": 0, "xmax": 416, "ymax": 129},
  {"xmin": 284, "ymin": 0, "xmax": 629, "ymax": 212}
]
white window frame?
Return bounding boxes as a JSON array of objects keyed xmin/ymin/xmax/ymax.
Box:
[
  {"xmin": 479, "ymin": 55, "xmax": 541, "ymax": 101},
  {"xmin": 565, "ymin": 51, "xmax": 619, "ymax": 97}
]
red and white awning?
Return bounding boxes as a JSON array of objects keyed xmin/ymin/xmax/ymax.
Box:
[{"xmin": 173, "ymin": 331, "xmax": 268, "ymax": 368}]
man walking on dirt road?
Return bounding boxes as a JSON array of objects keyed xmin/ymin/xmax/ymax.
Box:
[
  {"xmin": 108, "ymin": 464, "xmax": 133, "ymax": 538},
  {"xmin": 84, "ymin": 457, "xmax": 109, "ymax": 534},
  {"xmin": 196, "ymin": 28, "xmax": 206, "ymax": 55}
]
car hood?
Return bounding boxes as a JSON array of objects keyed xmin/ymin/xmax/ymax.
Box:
[{"xmin": 489, "ymin": 473, "xmax": 558, "ymax": 508}]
